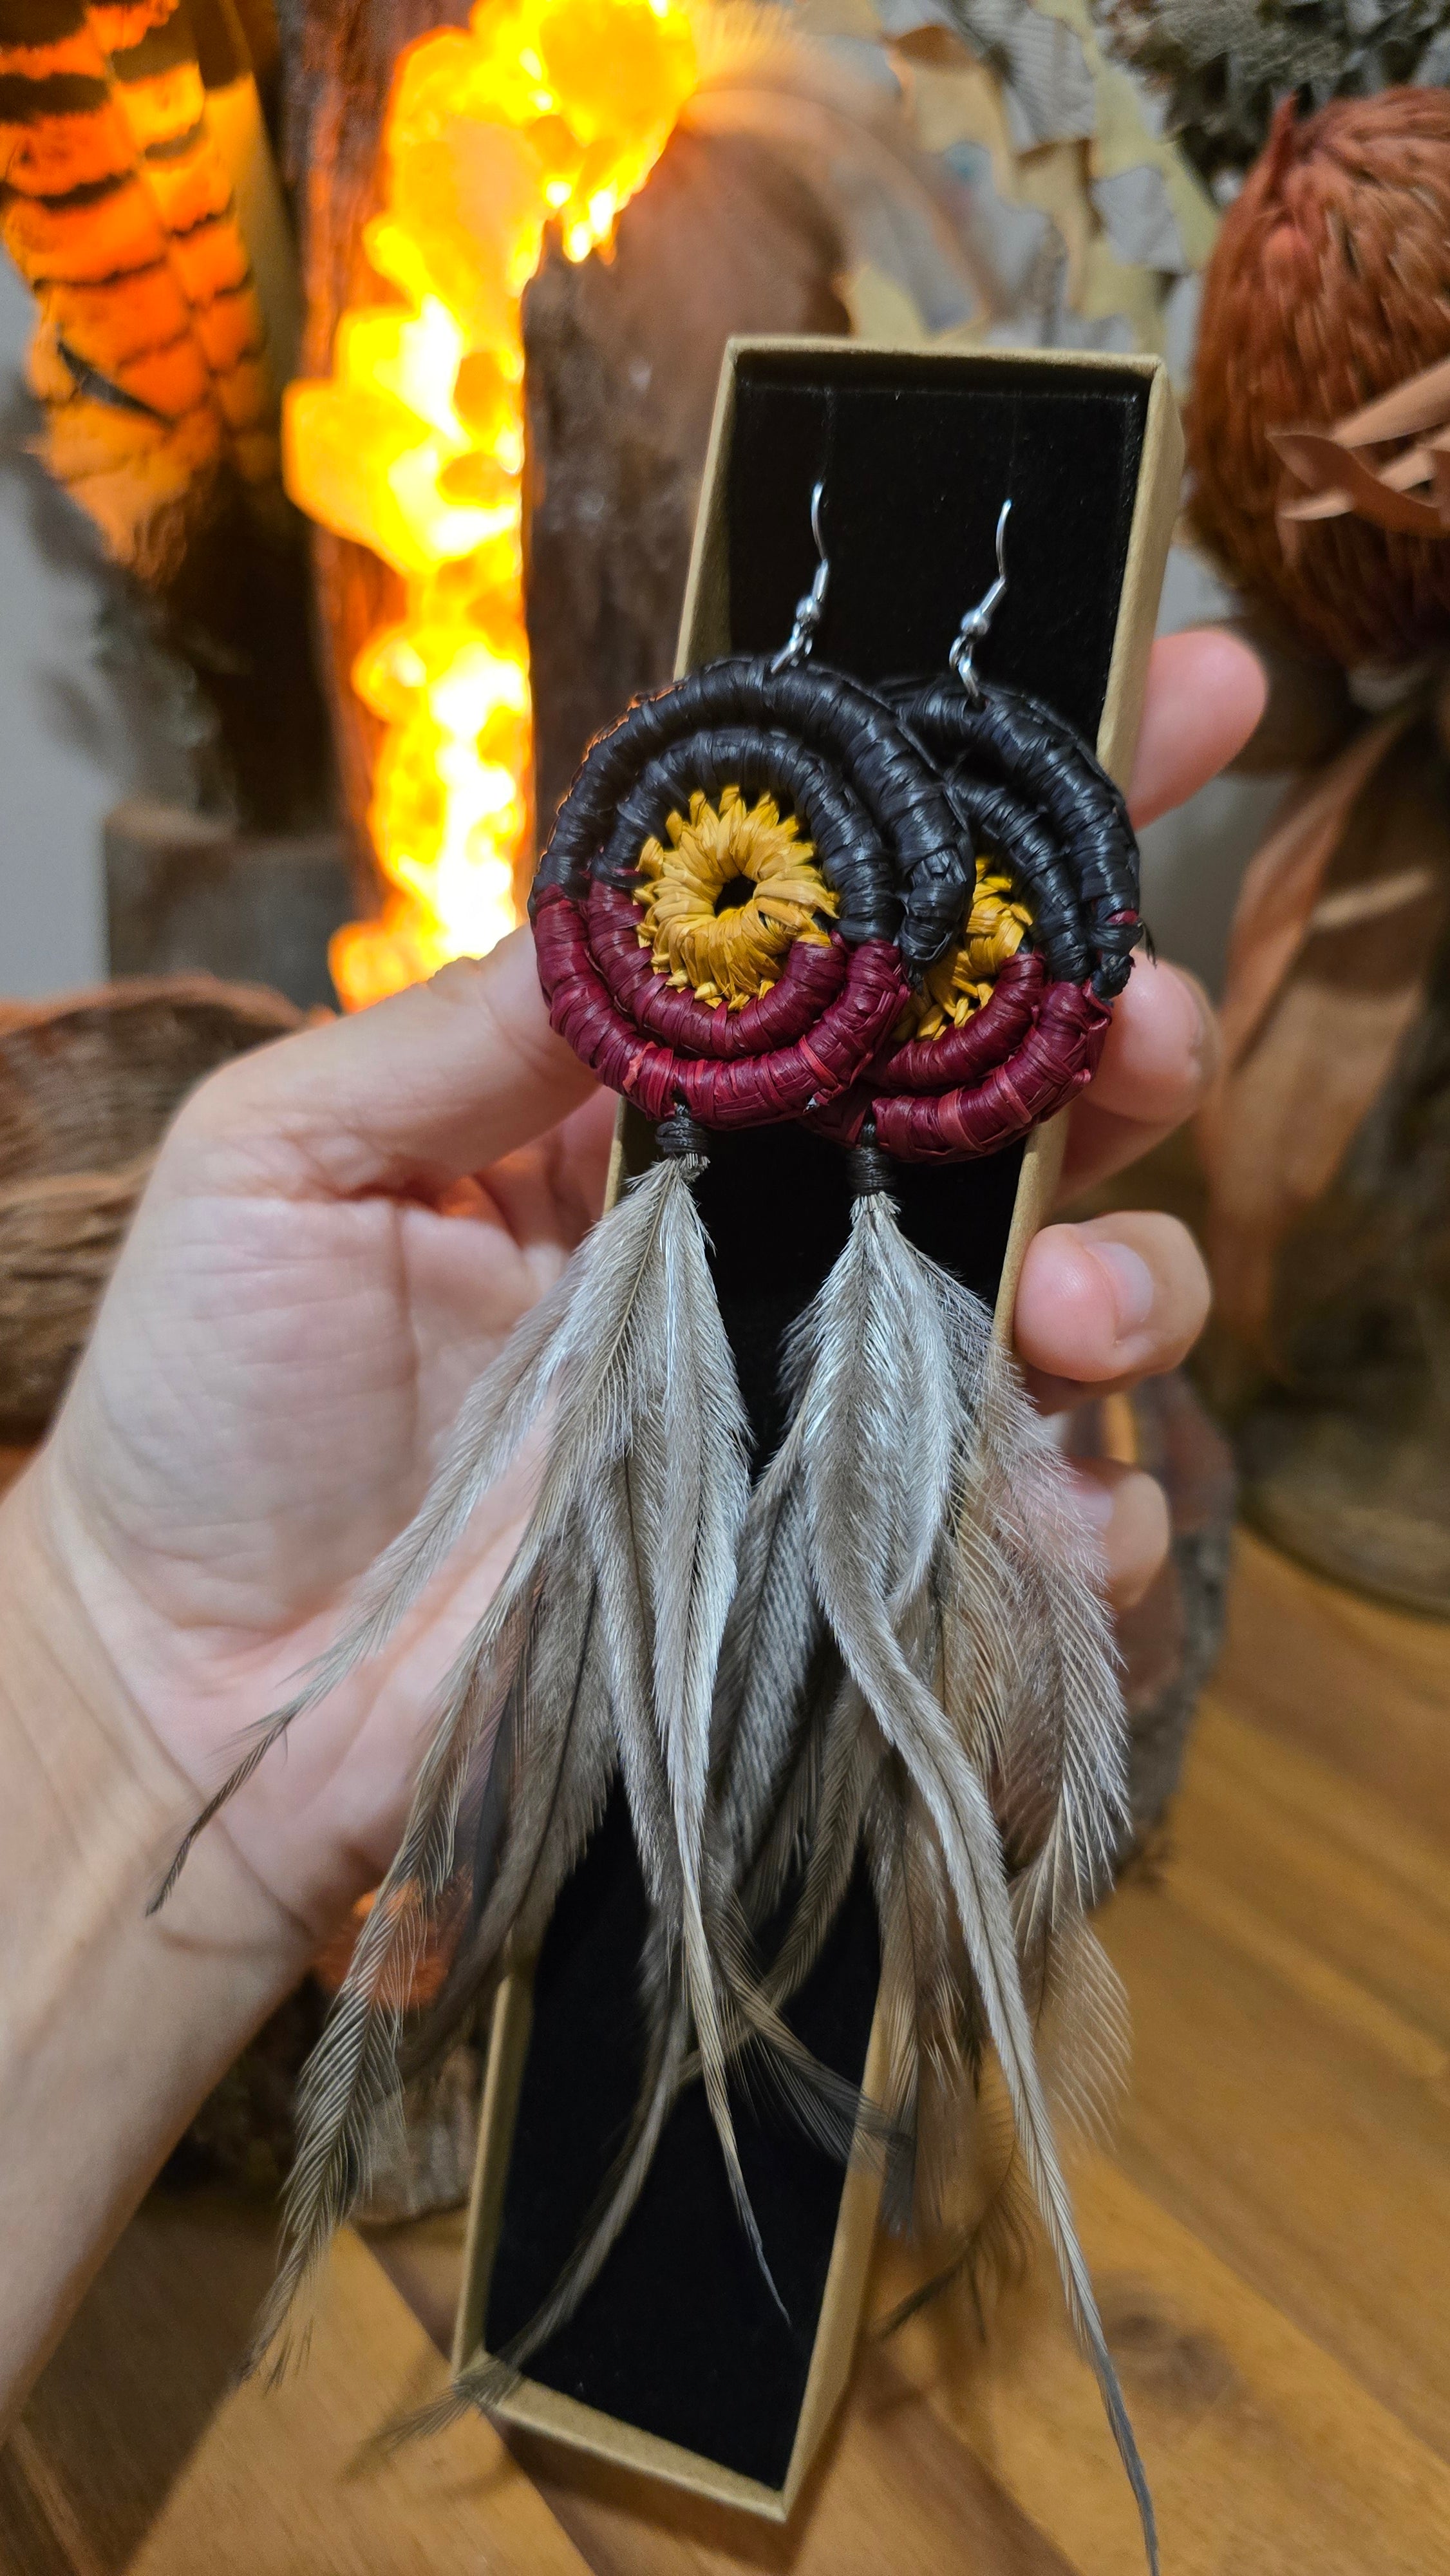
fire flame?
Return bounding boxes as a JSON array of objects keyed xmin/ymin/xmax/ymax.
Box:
[{"xmin": 284, "ymin": 0, "xmax": 699, "ymax": 1010}]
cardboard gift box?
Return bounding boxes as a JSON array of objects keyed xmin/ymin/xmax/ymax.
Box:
[{"xmin": 452, "ymin": 336, "xmax": 1182, "ymax": 2518}]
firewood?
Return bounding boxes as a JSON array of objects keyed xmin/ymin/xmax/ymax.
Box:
[
  {"xmin": 104, "ymin": 800, "xmax": 352, "ymax": 1010},
  {"xmin": 278, "ymin": 5, "xmax": 846, "ymax": 884}
]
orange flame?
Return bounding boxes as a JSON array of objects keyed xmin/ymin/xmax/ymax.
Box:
[{"xmin": 283, "ymin": 0, "xmax": 699, "ymax": 1010}]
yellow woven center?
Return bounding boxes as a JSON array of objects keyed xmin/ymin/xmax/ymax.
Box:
[
  {"xmin": 634, "ymin": 785, "xmax": 838, "ymax": 1009},
  {"xmin": 895, "ymin": 859, "xmax": 1032, "ymax": 1042}
]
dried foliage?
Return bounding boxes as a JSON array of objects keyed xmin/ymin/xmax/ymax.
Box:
[{"xmin": 1098, "ymin": 0, "xmax": 1450, "ymax": 182}]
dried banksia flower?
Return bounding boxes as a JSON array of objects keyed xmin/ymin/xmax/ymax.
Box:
[{"xmin": 1185, "ymin": 87, "xmax": 1450, "ymax": 670}]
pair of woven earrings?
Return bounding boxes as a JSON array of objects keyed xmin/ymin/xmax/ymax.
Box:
[{"xmin": 163, "ymin": 493, "xmax": 1154, "ymax": 2564}]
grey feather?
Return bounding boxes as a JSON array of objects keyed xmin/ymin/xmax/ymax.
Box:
[
  {"xmin": 712, "ymin": 1415, "xmax": 825, "ymax": 1882},
  {"xmin": 148, "ymin": 1175, "xmax": 667, "ymax": 1912},
  {"xmin": 755, "ymin": 1184, "xmax": 1155, "ymax": 2571},
  {"xmin": 152, "ymin": 1146, "xmax": 760, "ymax": 2372}
]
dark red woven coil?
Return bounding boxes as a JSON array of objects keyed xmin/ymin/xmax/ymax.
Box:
[
  {"xmin": 812, "ymin": 973, "xmax": 1110, "ymax": 1158},
  {"xmin": 534, "ymin": 891, "xmax": 907, "ymax": 1128},
  {"xmin": 872, "ymin": 981, "xmax": 1111, "ymax": 1161},
  {"xmin": 583, "ymin": 884, "xmax": 849, "ymax": 1056},
  {"xmin": 872, "ymin": 948, "xmax": 1044, "ymax": 1094}
]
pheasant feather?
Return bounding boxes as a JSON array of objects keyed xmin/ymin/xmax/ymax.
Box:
[{"xmin": 0, "ymin": 0, "xmax": 284, "ymax": 575}]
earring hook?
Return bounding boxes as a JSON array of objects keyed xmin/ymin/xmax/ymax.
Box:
[
  {"xmin": 948, "ymin": 498, "xmax": 1011, "ymax": 699},
  {"xmin": 771, "ymin": 480, "xmax": 830, "ymax": 673}
]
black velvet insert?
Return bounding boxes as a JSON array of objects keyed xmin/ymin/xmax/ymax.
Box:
[
  {"xmin": 699, "ymin": 1119, "xmax": 1026, "ymax": 1460},
  {"xmin": 487, "ymin": 1792, "xmax": 881, "ymax": 2486},
  {"xmin": 728, "ymin": 346, "xmax": 1147, "ymax": 740},
  {"xmin": 487, "ymin": 348, "xmax": 1149, "ymax": 2490}
]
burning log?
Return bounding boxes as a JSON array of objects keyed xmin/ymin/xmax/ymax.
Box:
[
  {"xmin": 276, "ymin": 0, "xmax": 853, "ymax": 1006},
  {"xmin": 0, "ymin": 0, "xmax": 293, "ymax": 576},
  {"xmin": 279, "ymin": 0, "xmax": 703, "ymax": 1005}
]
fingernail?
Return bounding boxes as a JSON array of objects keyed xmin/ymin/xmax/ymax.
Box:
[
  {"xmin": 1089, "ymin": 1240, "xmax": 1155, "ymax": 1340},
  {"xmin": 1068, "ymin": 1468, "xmax": 1116, "ymax": 1531},
  {"xmin": 1172, "ymin": 963, "xmax": 1219, "ymax": 1088}
]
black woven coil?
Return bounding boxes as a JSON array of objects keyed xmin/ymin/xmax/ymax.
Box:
[
  {"xmin": 883, "ymin": 679, "xmax": 1144, "ymax": 996},
  {"xmin": 532, "ymin": 659, "xmax": 962, "ymax": 949}
]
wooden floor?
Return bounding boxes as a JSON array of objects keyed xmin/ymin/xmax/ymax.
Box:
[{"xmin": 6, "ymin": 1528, "xmax": 1450, "ymax": 2574}]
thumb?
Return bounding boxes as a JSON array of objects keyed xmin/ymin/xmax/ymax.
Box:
[{"xmin": 170, "ymin": 930, "xmax": 598, "ymax": 1199}]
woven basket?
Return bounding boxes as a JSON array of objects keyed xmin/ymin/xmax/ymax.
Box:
[{"xmin": 0, "ymin": 976, "xmax": 303, "ymax": 1432}]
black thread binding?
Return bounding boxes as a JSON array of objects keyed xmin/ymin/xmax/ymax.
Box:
[
  {"xmin": 657, "ymin": 1105, "xmax": 708, "ymax": 1159},
  {"xmin": 847, "ymin": 1135, "xmax": 894, "ymax": 1198}
]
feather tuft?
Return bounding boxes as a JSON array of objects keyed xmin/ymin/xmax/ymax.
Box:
[
  {"xmin": 152, "ymin": 1143, "xmax": 760, "ymax": 2371},
  {"xmin": 737, "ymin": 1175, "xmax": 1154, "ymax": 2570}
]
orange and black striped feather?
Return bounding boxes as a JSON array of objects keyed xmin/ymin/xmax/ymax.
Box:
[{"xmin": 0, "ymin": 0, "xmax": 277, "ymax": 566}]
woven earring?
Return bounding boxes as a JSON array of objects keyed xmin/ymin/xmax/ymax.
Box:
[
  {"xmin": 707, "ymin": 503, "xmax": 1156, "ymax": 2567},
  {"xmin": 152, "ymin": 481, "xmax": 963, "ymax": 2373}
]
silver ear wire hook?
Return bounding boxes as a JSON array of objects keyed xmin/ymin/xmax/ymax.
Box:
[
  {"xmin": 948, "ymin": 497, "xmax": 1011, "ymax": 700},
  {"xmin": 771, "ymin": 480, "xmax": 830, "ymax": 673}
]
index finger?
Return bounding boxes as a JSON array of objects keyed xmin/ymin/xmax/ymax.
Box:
[
  {"xmin": 174, "ymin": 630, "xmax": 1265, "ymax": 1204},
  {"xmin": 171, "ymin": 931, "xmax": 596, "ymax": 1201},
  {"xmin": 1127, "ymin": 628, "xmax": 1266, "ymax": 827}
]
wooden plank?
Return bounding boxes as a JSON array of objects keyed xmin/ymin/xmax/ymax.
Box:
[
  {"xmin": 1215, "ymin": 1530, "xmax": 1450, "ymax": 1850},
  {"xmin": 1101, "ymin": 1720, "xmax": 1450, "ymax": 2462},
  {"xmin": 1174, "ymin": 1698, "xmax": 1450, "ymax": 2065},
  {"xmin": 874, "ymin": 2158, "xmax": 1450, "ymax": 2576},
  {"xmin": 3, "ymin": 2200, "xmax": 589, "ymax": 2576},
  {"xmin": 508, "ymin": 2344, "xmax": 1077, "ymax": 2576},
  {"xmin": 368, "ymin": 2208, "xmax": 472, "ymax": 2362}
]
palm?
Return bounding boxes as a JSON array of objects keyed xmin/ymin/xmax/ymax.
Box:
[{"xmin": 44, "ymin": 1065, "xmax": 612, "ymax": 1931}]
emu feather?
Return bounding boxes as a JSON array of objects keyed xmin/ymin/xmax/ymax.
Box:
[
  {"xmin": 156, "ymin": 1144, "xmax": 755, "ymax": 2371},
  {"xmin": 744, "ymin": 1180, "xmax": 1155, "ymax": 2570}
]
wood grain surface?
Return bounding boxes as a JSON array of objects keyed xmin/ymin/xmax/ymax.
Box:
[{"xmin": 5, "ymin": 1528, "xmax": 1449, "ymax": 2572}]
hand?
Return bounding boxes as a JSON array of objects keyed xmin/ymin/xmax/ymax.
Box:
[
  {"xmin": 10, "ymin": 628, "xmax": 1262, "ymax": 1949},
  {"xmin": 1018, "ymin": 627, "xmax": 1263, "ymax": 1611},
  {"xmin": 0, "ymin": 628, "xmax": 1261, "ymax": 2412}
]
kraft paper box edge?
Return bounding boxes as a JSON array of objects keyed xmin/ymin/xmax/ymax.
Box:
[{"xmin": 453, "ymin": 334, "xmax": 1182, "ymax": 2519}]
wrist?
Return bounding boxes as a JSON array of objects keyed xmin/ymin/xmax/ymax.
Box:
[
  {"xmin": 1, "ymin": 1459, "xmax": 314, "ymax": 1951},
  {"xmin": 1, "ymin": 1460, "xmax": 177, "ymax": 1857},
  {"xmin": 0, "ymin": 1461, "xmax": 313, "ymax": 2420}
]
